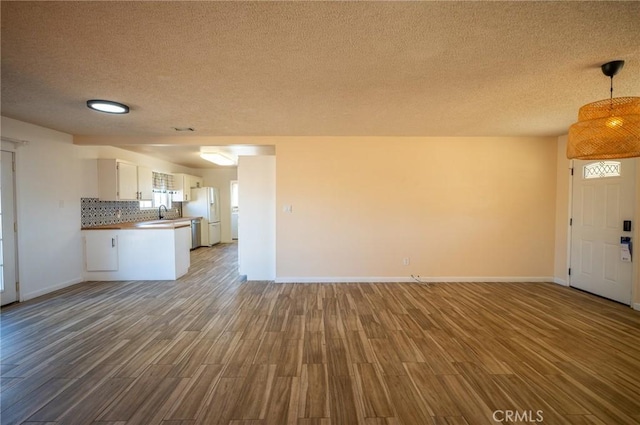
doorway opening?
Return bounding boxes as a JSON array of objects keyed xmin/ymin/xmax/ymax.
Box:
[{"xmin": 231, "ymin": 180, "xmax": 238, "ymax": 240}]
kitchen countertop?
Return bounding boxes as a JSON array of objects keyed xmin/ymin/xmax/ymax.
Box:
[{"xmin": 82, "ymin": 216, "xmax": 201, "ymax": 230}]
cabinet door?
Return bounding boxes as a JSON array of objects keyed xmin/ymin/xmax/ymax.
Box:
[
  {"xmin": 172, "ymin": 174, "xmax": 189, "ymax": 202},
  {"xmin": 181, "ymin": 175, "xmax": 190, "ymax": 201},
  {"xmin": 185, "ymin": 175, "xmax": 193, "ymax": 190},
  {"xmin": 137, "ymin": 166, "xmax": 153, "ymax": 200},
  {"xmin": 173, "ymin": 173, "xmax": 185, "ymax": 192},
  {"xmin": 85, "ymin": 232, "xmax": 118, "ymax": 271},
  {"xmin": 117, "ymin": 162, "xmax": 139, "ymax": 200},
  {"xmin": 183, "ymin": 184, "xmax": 191, "ymax": 202}
]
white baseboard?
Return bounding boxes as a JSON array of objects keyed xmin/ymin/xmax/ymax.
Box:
[
  {"xmin": 552, "ymin": 277, "xmax": 569, "ymax": 286},
  {"xmin": 633, "ymin": 303, "xmax": 640, "ymax": 311},
  {"xmin": 20, "ymin": 277, "xmax": 84, "ymax": 302},
  {"xmin": 274, "ymin": 276, "xmax": 555, "ymax": 284}
]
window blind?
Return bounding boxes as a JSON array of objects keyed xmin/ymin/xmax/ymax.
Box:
[{"xmin": 152, "ymin": 172, "xmax": 175, "ymax": 193}]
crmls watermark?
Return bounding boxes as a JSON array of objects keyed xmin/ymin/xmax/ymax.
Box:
[{"xmin": 492, "ymin": 410, "xmax": 544, "ymax": 423}]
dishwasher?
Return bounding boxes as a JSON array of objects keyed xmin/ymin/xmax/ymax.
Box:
[{"xmin": 190, "ymin": 219, "xmax": 201, "ymax": 250}]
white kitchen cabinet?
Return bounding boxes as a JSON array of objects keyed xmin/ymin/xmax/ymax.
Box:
[
  {"xmin": 137, "ymin": 166, "xmax": 153, "ymax": 200},
  {"xmin": 173, "ymin": 173, "xmax": 189, "ymax": 202},
  {"xmin": 116, "ymin": 161, "xmax": 138, "ymax": 200},
  {"xmin": 83, "ymin": 225, "xmax": 191, "ymax": 281},
  {"xmin": 98, "ymin": 159, "xmax": 153, "ymax": 201},
  {"xmin": 173, "ymin": 173, "xmax": 203, "ymax": 202},
  {"xmin": 84, "ymin": 231, "xmax": 118, "ymax": 271}
]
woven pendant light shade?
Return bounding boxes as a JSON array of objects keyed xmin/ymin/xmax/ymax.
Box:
[{"xmin": 567, "ymin": 96, "xmax": 640, "ymax": 159}]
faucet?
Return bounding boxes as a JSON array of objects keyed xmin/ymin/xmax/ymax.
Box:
[{"xmin": 158, "ymin": 205, "xmax": 168, "ymax": 220}]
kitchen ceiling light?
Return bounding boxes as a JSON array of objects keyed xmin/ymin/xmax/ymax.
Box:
[
  {"xmin": 567, "ymin": 60, "xmax": 640, "ymax": 159},
  {"xmin": 86, "ymin": 99, "xmax": 130, "ymax": 114},
  {"xmin": 200, "ymin": 152, "xmax": 235, "ymax": 166}
]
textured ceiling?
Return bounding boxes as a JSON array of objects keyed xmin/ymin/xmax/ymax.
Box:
[{"xmin": 2, "ymin": 1, "xmax": 640, "ymax": 167}]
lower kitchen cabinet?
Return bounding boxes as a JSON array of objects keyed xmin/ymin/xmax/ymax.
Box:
[
  {"xmin": 84, "ymin": 231, "xmax": 118, "ymax": 271},
  {"xmin": 82, "ymin": 226, "xmax": 190, "ymax": 280}
]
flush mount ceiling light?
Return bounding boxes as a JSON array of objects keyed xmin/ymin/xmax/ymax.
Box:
[
  {"xmin": 200, "ymin": 152, "xmax": 235, "ymax": 166},
  {"xmin": 86, "ymin": 99, "xmax": 130, "ymax": 114},
  {"xmin": 567, "ymin": 60, "xmax": 640, "ymax": 159}
]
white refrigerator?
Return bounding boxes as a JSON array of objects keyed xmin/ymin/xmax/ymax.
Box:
[{"xmin": 183, "ymin": 187, "xmax": 221, "ymax": 246}]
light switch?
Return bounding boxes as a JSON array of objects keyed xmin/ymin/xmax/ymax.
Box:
[{"xmin": 283, "ymin": 205, "xmax": 293, "ymax": 213}]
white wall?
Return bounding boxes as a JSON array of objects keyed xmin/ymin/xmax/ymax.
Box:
[
  {"xmin": 1, "ymin": 116, "xmax": 200, "ymax": 300},
  {"xmin": 2, "ymin": 117, "xmax": 84, "ymax": 300},
  {"xmin": 201, "ymin": 167, "xmax": 238, "ymax": 243},
  {"xmin": 238, "ymin": 156, "xmax": 275, "ymax": 280}
]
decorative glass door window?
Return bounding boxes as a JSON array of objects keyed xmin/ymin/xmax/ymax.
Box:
[{"xmin": 583, "ymin": 161, "xmax": 621, "ymax": 179}]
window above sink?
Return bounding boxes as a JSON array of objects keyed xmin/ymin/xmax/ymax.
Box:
[{"xmin": 140, "ymin": 171, "xmax": 175, "ymax": 209}]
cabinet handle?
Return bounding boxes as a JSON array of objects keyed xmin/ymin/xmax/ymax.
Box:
[{"xmin": 112, "ymin": 238, "xmax": 116, "ymax": 247}]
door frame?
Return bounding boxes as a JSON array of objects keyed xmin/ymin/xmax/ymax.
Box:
[
  {"xmin": 1, "ymin": 147, "xmax": 20, "ymax": 304},
  {"xmin": 567, "ymin": 158, "xmax": 639, "ymax": 307}
]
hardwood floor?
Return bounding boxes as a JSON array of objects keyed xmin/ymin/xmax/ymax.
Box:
[{"xmin": 2, "ymin": 243, "xmax": 640, "ymax": 424}]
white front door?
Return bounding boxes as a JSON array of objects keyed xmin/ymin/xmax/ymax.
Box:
[
  {"xmin": 570, "ymin": 159, "xmax": 635, "ymax": 304},
  {"xmin": 1, "ymin": 150, "xmax": 18, "ymax": 305}
]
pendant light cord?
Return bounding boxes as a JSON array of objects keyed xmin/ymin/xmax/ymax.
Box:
[
  {"xmin": 609, "ymin": 75, "xmax": 615, "ymax": 113},
  {"xmin": 610, "ymin": 76, "xmax": 614, "ymax": 100}
]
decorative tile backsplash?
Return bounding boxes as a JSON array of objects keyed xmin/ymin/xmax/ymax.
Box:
[{"xmin": 81, "ymin": 198, "xmax": 182, "ymax": 228}]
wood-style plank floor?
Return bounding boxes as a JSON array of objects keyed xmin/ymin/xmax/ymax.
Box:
[{"xmin": 2, "ymin": 243, "xmax": 640, "ymax": 425}]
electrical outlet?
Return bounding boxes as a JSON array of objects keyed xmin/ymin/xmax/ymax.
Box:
[{"xmin": 402, "ymin": 257, "xmax": 410, "ymax": 266}]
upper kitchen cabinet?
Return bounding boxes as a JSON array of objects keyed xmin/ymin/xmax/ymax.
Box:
[
  {"xmin": 97, "ymin": 159, "xmax": 153, "ymax": 201},
  {"xmin": 137, "ymin": 166, "xmax": 153, "ymax": 200},
  {"xmin": 173, "ymin": 173, "xmax": 203, "ymax": 202}
]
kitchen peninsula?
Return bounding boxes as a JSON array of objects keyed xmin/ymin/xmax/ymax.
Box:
[{"xmin": 82, "ymin": 218, "xmax": 192, "ymax": 281}]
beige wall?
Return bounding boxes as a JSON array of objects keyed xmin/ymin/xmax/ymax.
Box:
[
  {"xmin": 554, "ymin": 135, "xmax": 571, "ymax": 285},
  {"xmin": 8, "ymin": 113, "xmax": 637, "ymax": 304},
  {"xmin": 276, "ymin": 136, "xmax": 557, "ymax": 281}
]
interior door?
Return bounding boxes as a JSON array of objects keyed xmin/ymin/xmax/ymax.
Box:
[
  {"xmin": 570, "ymin": 159, "xmax": 635, "ymax": 304},
  {"xmin": 1, "ymin": 150, "xmax": 18, "ymax": 305}
]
